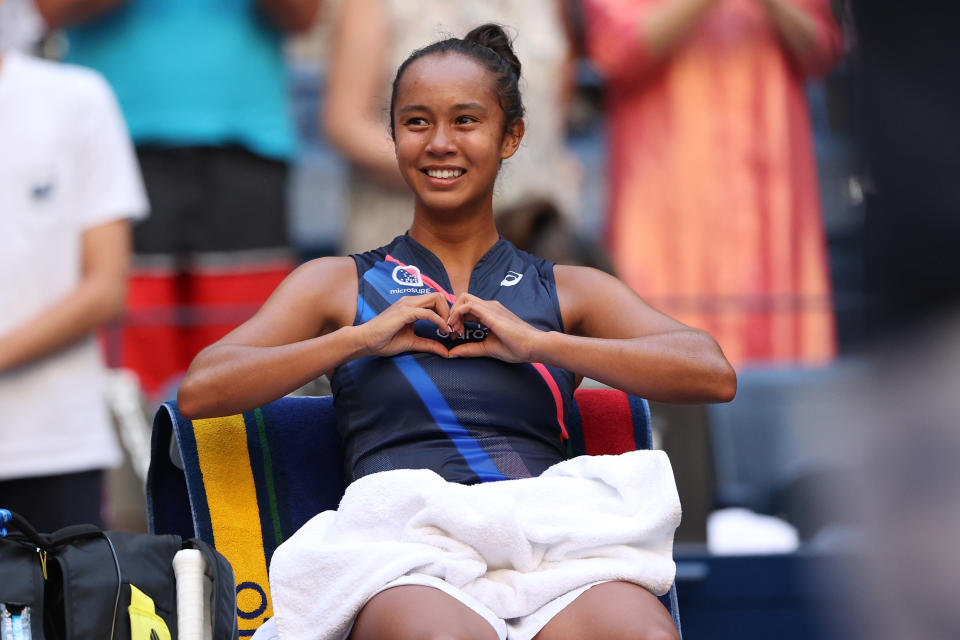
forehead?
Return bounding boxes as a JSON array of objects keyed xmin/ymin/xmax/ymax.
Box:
[{"xmin": 395, "ymin": 52, "xmax": 498, "ymax": 110}]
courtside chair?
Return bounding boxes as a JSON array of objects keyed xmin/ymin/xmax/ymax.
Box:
[{"xmin": 147, "ymin": 388, "xmax": 682, "ymax": 638}]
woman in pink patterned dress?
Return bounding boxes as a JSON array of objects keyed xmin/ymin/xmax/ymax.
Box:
[{"xmin": 583, "ymin": 0, "xmax": 843, "ymax": 364}]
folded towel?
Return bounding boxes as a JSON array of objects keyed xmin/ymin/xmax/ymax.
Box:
[{"xmin": 269, "ymin": 450, "xmax": 681, "ymax": 640}]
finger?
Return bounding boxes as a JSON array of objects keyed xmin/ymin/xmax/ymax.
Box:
[
  {"xmin": 450, "ymin": 309, "xmax": 487, "ymax": 336},
  {"xmin": 449, "ymin": 292, "xmax": 483, "ymax": 314},
  {"xmin": 408, "ymin": 308, "xmax": 452, "ymax": 333},
  {"xmin": 408, "ymin": 293, "xmax": 452, "ymax": 329},
  {"xmin": 428, "ymin": 292, "xmax": 452, "ymax": 327},
  {"xmin": 447, "ymin": 341, "xmax": 487, "ymax": 359},
  {"xmin": 447, "ymin": 301, "xmax": 478, "ymax": 332},
  {"xmin": 449, "ymin": 292, "xmax": 479, "ymax": 317},
  {"xmin": 409, "ymin": 337, "xmax": 450, "ymax": 358}
]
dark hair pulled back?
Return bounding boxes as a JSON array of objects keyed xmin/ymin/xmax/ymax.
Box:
[{"xmin": 389, "ymin": 23, "xmax": 525, "ymax": 140}]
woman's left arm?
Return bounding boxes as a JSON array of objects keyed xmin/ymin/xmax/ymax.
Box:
[
  {"xmin": 447, "ymin": 266, "xmax": 736, "ymax": 403},
  {"xmin": 761, "ymin": 0, "xmax": 844, "ymax": 76}
]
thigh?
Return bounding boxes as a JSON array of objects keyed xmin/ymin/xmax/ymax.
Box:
[
  {"xmin": 533, "ymin": 581, "xmax": 679, "ymax": 640},
  {"xmin": 350, "ymin": 585, "xmax": 501, "ymax": 640}
]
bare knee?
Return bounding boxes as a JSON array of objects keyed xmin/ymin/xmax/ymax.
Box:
[
  {"xmin": 594, "ymin": 621, "xmax": 680, "ymax": 640},
  {"xmin": 394, "ymin": 630, "xmax": 497, "ymax": 640},
  {"xmin": 534, "ymin": 582, "xmax": 679, "ymax": 640},
  {"xmin": 350, "ymin": 585, "xmax": 499, "ymax": 640},
  {"xmin": 637, "ymin": 625, "xmax": 681, "ymax": 640},
  {"xmin": 355, "ymin": 625, "xmax": 489, "ymax": 640}
]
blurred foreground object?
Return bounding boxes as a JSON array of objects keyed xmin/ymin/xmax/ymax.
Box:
[
  {"xmin": 583, "ymin": 0, "xmax": 843, "ymax": 365},
  {"xmin": 848, "ymin": 0, "xmax": 960, "ymax": 337},
  {"xmin": 811, "ymin": 317, "xmax": 960, "ymax": 640}
]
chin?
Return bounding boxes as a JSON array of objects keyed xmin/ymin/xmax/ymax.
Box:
[
  {"xmin": 416, "ymin": 191, "xmax": 472, "ymax": 213},
  {"xmin": 418, "ymin": 200, "xmax": 465, "ymax": 215}
]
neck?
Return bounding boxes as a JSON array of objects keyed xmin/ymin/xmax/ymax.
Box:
[{"xmin": 408, "ymin": 197, "xmax": 500, "ymax": 284}]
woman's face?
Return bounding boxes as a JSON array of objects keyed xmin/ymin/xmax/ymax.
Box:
[{"xmin": 392, "ymin": 52, "xmax": 523, "ymax": 214}]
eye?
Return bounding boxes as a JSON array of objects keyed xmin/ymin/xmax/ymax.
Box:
[
  {"xmin": 455, "ymin": 115, "xmax": 478, "ymax": 125},
  {"xmin": 404, "ymin": 117, "xmax": 429, "ymax": 127}
]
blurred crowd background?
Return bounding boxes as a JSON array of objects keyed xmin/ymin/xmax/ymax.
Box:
[{"xmin": 1, "ymin": 0, "xmax": 959, "ymax": 638}]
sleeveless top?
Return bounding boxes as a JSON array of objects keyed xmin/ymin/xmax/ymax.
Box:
[{"xmin": 330, "ymin": 235, "xmax": 576, "ymax": 485}]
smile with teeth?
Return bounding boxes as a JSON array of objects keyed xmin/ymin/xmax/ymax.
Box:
[{"xmin": 424, "ymin": 168, "xmax": 466, "ymax": 179}]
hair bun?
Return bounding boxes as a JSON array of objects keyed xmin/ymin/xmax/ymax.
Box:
[{"xmin": 463, "ymin": 23, "xmax": 521, "ymax": 79}]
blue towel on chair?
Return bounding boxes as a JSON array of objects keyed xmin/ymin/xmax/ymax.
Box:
[{"xmin": 147, "ymin": 396, "xmax": 344, "ymax": 636}]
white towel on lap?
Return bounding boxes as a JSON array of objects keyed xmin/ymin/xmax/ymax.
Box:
[{"xmin": 269, "ymin": 450, "xmax": 681, "ymax": 640}]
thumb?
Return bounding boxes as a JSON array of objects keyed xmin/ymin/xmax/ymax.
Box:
[
  {"xmin": 409, "ymin": 337, "xmax": 451, "ymax": 358},
  {"xmin": 447, "ymin": 342, "xmax": 487, "ymax": 359}
]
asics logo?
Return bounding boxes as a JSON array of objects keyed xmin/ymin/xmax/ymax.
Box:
[
  {"xmin": 500, "ymin": 271, "xmax": 523, "ymax": 287},
  {"xmin": 392, "ymin": 264, "xmax": 424, "ymax": 287}
]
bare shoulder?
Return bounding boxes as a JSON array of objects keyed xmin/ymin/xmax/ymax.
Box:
[
  {"xmin": 216, "ymin": 256, "xmax": 358, "ymax": 348},
  {"xmin": 554, "ymin": 264, "xmax": 690, "ymax": 339},
  {"xmin": 278, "ymin": 256, "xmax": 358, "ymax": 331},
  {"xmin": 554, "ymin": 264, "xmax": 620, "ymax": 291},
  {"xmin": 290, "ymin": 255, "xmax": 357, "ymax": 285},
  {"xmin": 554, "ymin": 264, "xmax": 628, "ymax": 330}
]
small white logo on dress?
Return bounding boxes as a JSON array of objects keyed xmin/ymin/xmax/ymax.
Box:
[
  {"xmin": 500, "ymin": 271, "xmax": 523, "ymax": 287},
  {"xmin": 392, "ymin": 264, "xmax": 424, "ymax": 287}
]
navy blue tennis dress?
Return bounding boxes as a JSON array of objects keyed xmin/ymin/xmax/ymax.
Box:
[{"xmin": 330, "ymin": 234, "xmax": 576, "ymax": 485}]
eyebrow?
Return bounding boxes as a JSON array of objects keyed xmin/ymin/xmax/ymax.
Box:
[
  {"xmin": 452, "ymin": 102, "xmax": 487, "ymax": 113},
  {"xmin": 397, "ymin": 102, "xmax": 488, "ymax": 115},
  {"xmin": 398, "ymin": 104, "xmax": 430, "ymax": 115}
]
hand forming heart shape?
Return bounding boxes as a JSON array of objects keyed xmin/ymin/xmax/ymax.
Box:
[{"xmin": 357, "ymin": 292, "xmax": 543, "ymax": 364}]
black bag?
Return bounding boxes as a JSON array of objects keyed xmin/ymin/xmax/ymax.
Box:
[{"xmin": 0, "ymin": 509, "xmax": 239, "ymax": 640}]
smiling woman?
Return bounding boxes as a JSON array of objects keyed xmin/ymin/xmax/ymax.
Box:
[
  {"xmin": 177, "ymin": 23, "xmax": 734, "ymax": 640},
  {"xmin": 392, "ymin": 49, "xmax": 524, "ymax": 221}
]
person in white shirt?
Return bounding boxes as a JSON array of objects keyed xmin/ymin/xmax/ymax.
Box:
[
  {"xmin": 0, "ymin": 43, "xmax": 148, "ymax": 531},
  {"xmin": 0, "ymin": 0, "xmax": 44, "ymax": 52}
]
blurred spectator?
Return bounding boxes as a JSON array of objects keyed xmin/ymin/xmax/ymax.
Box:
[
  {"xmin": 0, "ymin": 45, "xmax": 148, "ymax": 530},
  {"xmin": 324, "ymin": 0, "xmax": 582, "ymax": 254},
  {"xmin": 495, "ymin": 198, "xmax": 616, "ymax": 274},
  {"xmin": 583, "ymin": 0, "xmax": 843, "ymax": 365},
  {"xmin": 42, "ymin": 0, "xmax": 321, "ymax": 396}
]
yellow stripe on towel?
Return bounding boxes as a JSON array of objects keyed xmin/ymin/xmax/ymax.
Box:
[{"xmin": 194, "ymin": 414, "xmax": 274, "ymax": 634}]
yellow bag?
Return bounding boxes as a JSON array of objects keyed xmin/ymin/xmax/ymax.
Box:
[{"xmin": 128, "ymin": 585, "xmax": 171, "ymax": 640}]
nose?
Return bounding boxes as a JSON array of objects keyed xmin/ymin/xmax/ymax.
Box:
[{"xmin": 425, "ymin": 122, "xmax": 456, "ymax": 156}]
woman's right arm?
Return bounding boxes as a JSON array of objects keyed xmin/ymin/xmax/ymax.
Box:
[
  {"xmin": 177, "ymin": 257, "xmax": 454, "ymax": 418},
  {"xmin": 176, "ymin": 257, "xmax": 361, "ymax": 418}
]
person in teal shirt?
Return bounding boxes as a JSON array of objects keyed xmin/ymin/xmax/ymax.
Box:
[{"xmin": 37, "ymin": 0, "xmax": 321, "ymax": 397}]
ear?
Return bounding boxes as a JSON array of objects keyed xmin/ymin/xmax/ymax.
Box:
[{"xmin": 500, "ymin": 119, "xmax": 525, "ymax": 160}]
